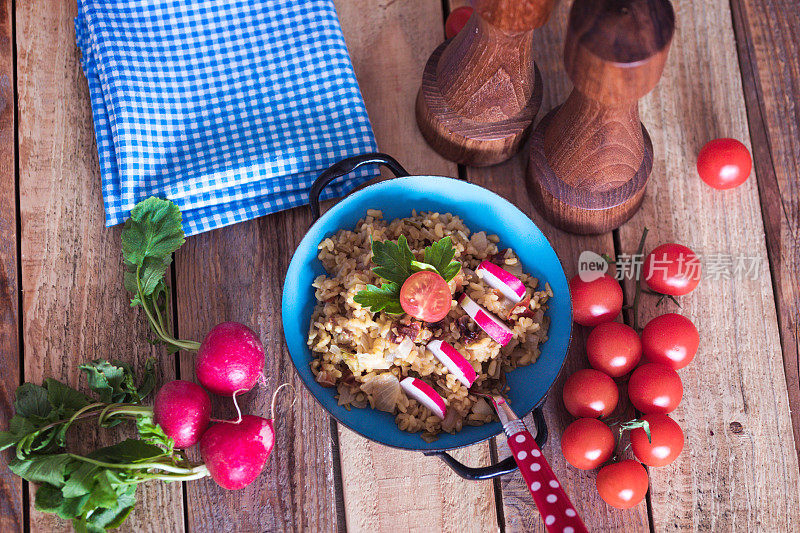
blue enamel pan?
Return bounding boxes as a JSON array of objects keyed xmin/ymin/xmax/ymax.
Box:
[{"xmin": 282, "ymin": 154, "xmax": 571, "ymax": 479}]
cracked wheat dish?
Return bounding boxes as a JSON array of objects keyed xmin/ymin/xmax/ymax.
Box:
[{"xmin": 307, "ymin": 210, "xmax": 552, "ymax": 442}]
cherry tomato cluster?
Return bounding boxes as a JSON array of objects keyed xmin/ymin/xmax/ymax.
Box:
[{"xmin": 562, "ymin": 239, "xmax": 701, "ymax": 510}]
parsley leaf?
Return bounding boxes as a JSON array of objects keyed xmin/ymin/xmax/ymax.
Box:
[
  {"xmin": 353, "ymin": 283, "xmax": 403, "ymax": 315},
  {"xmin": 370, "ymin": 235, "xmax": 415, "ymax": 285},
  {"xmin": 423, "ymin": 237, "xmax": 461, "ymax": 282}
]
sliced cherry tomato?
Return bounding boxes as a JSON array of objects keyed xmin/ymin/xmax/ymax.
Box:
[
  {"xmin": 587, "ymin": 322, "xmax": 642, "ymax": 377},
  {"xmin": 697, "ymin": 138, "xmax": 752, "ymax": 190},
  {"xmin": 569, "ymin": 274, "xmax": 623, "ymax": 327},
  {"xmin": 596, "ymin": 460, "xmax": 649, "ymax": 509},
  {"xmin": 643, "ymin": 243, "xmax": 701, "ymax": 296},
  {"xmin": 641, "ymin": 313, "xmax": 699, "ymax": 369},
  {"xmin": 399, "ymin": 271, "xmax": 452, "ymax": 323},
  {"xmin": 628, "ymin": 363, "xmax": 683, "ymax": 414},
  {"xmin": 630, "ymin": 414, "xmax": 684, "ymax": 467},
  {"xmin": 561, "ymin": 418, "xmax": 615, "ymax": 470},
  {"xmin": 445, "ymin": 6, "xmax": 474, "ymax": 39},
  {"xmin": 562, "ymin": 369, "xmax": 619, "ymax": 419}
]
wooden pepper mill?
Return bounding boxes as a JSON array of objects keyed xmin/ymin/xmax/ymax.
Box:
[
  {"xmin": 416, "ymin": 0, "xmax": 555, "ymax": 167},
  {"xmin": 526, "ymin": 0, "xmax": 675, "ymax": 234}
]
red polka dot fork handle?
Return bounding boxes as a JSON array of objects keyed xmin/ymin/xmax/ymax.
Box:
[{"xmin": 491, "ymin": 395, "xmax": 588, "ymax": 533}]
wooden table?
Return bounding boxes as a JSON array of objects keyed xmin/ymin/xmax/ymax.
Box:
[{"xmin": 1, "ymin": 0, "xmax": 798, "ymax": 531}]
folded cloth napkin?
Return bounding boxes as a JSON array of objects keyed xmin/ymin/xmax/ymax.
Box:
[{"xmin": 76, "ymin": 0, "xmax": 377, "ymax": 236}]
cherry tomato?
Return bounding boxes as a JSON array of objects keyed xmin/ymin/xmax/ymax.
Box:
[
  {"xmin": 445, "ymin": 6, "xmax": 474, "ymax": 39},
  {"xmin": 399, "ymin": 271, "xmax": 452, "ymax": 322},
  {"xmin": 641, "ymin": 313, "xmax": 699, "ymax": 370},
  {"xmin": 562, "ymin": 369, "xmax": 619, "ymax": 418},
  {"xmin": 697, "ymin": 138, "xmax": 752, "ymax": 190},
  {"xmin": 561, "ymin": 418, "xmax": 615, "ymax": 470},
  {"xmin": 630, "ymin": 414, "xmax": 684, "ymax": 467},
  {"xmin": 596, "ymin": 460, "xmax": 649, "ymax": 509},
  {"xmin": 643, "ymin": 243, "xmax": 701, "ymax": 296},
  {"xmin": 587, "ymin": 322, "xmax": 642, "ymax": 377},
  {"xmin": 628, "ymin": 363, "xmax": 683, "ymax": 414},
  {"xmin": 569, "ymin": 274, "xmax": 623, "ymax": 327}
]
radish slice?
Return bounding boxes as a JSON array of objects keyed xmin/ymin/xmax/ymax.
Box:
[
  {"xmin": 476, "ymin": 260, "xmax": 526, "ymax": 303},
  {"xmin": 400, "ymin": 377, "xmax": 447, "ymax": 419},
  {"xmin": 427, "ymin": 340, "xmax": 477, "ymax": 388},
  {"xmin": 458, "ymin": 294, "xmax": 514, "ymax": 346}
]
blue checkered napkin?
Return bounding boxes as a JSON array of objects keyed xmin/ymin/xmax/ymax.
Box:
[{"xmin": 75, "ymin": 0, "xmax": 377, "ymax": 236}]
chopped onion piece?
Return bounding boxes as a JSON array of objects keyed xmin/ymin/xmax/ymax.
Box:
[
  {"xmin": 400, "ymin": 377, "xmax": 447, "ymax": 419},
  {"xmin": 458, "ymin": 294, "xmax": 514, "ymax": 346},
  {"xmin": 427, "ymin": 339, "xmax": 477, "ymax": 388},
  {"xmin": 476, "ymin": 260, "xmax": 526, "ymax": 303}
]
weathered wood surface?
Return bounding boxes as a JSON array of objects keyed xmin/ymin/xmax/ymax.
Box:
[
  {"xmin": 333, "ymin": 1, "xmax": 499, "ymax": 531},
  {"xmin": 619, "ymin": 0, "xmax": 800, "ymax": 530},
  {"xmin": 730, "ymin": 0, "xmax": 800, "ymax": 462},
  {"xmin": 7, "ymin": 0, "xmax": 800, "ymax": 531},
  {"xmin": 16, "ymin": 1, "xmax": 184, "ymax": 532},
  {"xmin": 0, "ymin": 0, "xmax": 21, "ymax": 529}
]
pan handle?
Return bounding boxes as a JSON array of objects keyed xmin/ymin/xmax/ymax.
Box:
[
  {"xmin": 423, "ymin": 405, "xmax": 548, "ymax": 481},
  {"xmin": 309, "ymin": 153, "xmax": 410, "ymax": 220}
]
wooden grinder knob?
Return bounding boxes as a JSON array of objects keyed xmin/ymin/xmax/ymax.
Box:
[
  {"xmin": 416, "ymin": 0, "xmax": 555, "ymax": 167},
  {"xmin": 526, "ymin": 0, "xmax": 675, "ymax": 234}
]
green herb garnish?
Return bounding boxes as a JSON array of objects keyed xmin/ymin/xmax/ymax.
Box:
[
  {"xmin": 354, "ymin": 235, "xmax": 461, "ymax": 315},
  {"xmin": 0, "ymin": 360, "xmax": 207, "ymax": 532},
  {"xmin": 121, "ymin": 197, "xmax": 200, "ymax": 353}
]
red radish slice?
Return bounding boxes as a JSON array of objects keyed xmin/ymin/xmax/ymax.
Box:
[
  {"xmin": 476, "ymin": 260, "xmax": 526, "ymax": 303},
  {"xmin": 458, "ymin": 294, "xmax": 514, "ymax": 346},
  {"xmin": 400, "ymin": 377, "xmax": 447, "ymax": 419},
  {"xmin": 427, "ymin": 340, "xmax": 477, "ymax": 388}
]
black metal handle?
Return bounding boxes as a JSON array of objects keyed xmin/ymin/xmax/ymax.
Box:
[
  {"xmin": 309, "ymin": 153, "xmax": 410, "ymax": 220},
  {"xmin": 424, "ymin": 405, "xmax": 548, "ymax": 481}
]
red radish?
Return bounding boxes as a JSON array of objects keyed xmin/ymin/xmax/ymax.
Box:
[
  {"xmin": 196, "ymin": 322, "xmax": 265, "ymax": 396},
  {"xmin": 153, "ymin": 380, "xmax": 212, "ymax": 448},
  {"xmin": 458, "ymin": 294, "xmax": 514, "ymax": 346},
  {"xmin": 427, "ymin": 340, "xmax": 477, "ymax": 388},
  {"xmin": 400, "ymin": 377, "xmax": 447, "ymax": 419},
  {"xmin": 476, "ymin": 260, "xmax": 526, "ymax": 303},
  {"xmin": 199, "ymin": 384, "xmax": 292, "ymax": 490},
  {"xmin": 199, "ymin": 415, "xmax": 274, "ymax": 490}
]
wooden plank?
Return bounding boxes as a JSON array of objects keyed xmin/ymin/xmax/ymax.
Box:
[
  {"xmin": 176, "ymin": 210, "xmax": 343, "ymax": 532},
  {"xmin": 330, "ymin": 1, "xmax": 500, "ymax": 532},
  {"xmin": 730, "ymin": 0, "xmax": 800, "ymax": 460},
  {"xmin": 618, "ymin": 0, "xmax": 800, "ymax": 530},
  {"xmin": 16, "ymin": 1, "xmax": 184, "ymax": 531},
  {"xmin": 0, "ymin": 0, "xmax": 22, "ymax": 529},
  {"xmin": 447, "ymin": 1, "xmax": 651, "ymax": 531}
]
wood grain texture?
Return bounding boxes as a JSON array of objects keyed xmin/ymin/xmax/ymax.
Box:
[
  {"xmin": 730, "ymin": 0, "xmax": 800, "ymax": 461},
  {"xmin": 0, "ymin": 0, "xmax": 21, "ymax": 529},
  {"xmin": 416, "ymin": 0, "xmax": 551, "ymax": 167},
  {"xmin": 526, "ymin": 0, "xmax": 673, "ymax": 235},
  {"xmin": 176, "ymin": 210, "xmax": 342, "ymax": 532},
  {"xmin": 16, "ymin": 1, "xmax": 184, "ymax": 532},
  {"xmin": 333, "ymin": 1, "xmax": 498, "ymax": 531},
  {"xmin": 450, "ymin": 0, "xmax": 651, "ymax": 530},
  {"xmin": 619, "ymin": 0, "xmax": 800, "ymax": 529}
]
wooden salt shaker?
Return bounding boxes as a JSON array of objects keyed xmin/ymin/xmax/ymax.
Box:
[
  {"xmin": 416, "ymin": 0, "xmax": 555, "ymax": 167},
  {"xmin": 526, "ymin": 0, "xmax": 675, "ymax": 234}
]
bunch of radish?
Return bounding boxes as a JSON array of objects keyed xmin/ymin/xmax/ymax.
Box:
[
  {"xmin": 561, "ymin": 233, "xmax": 701, "ymax": 510},
  {"xmin": 154, "ymin": 322, "xmax": 289, "ymax": 490}
]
